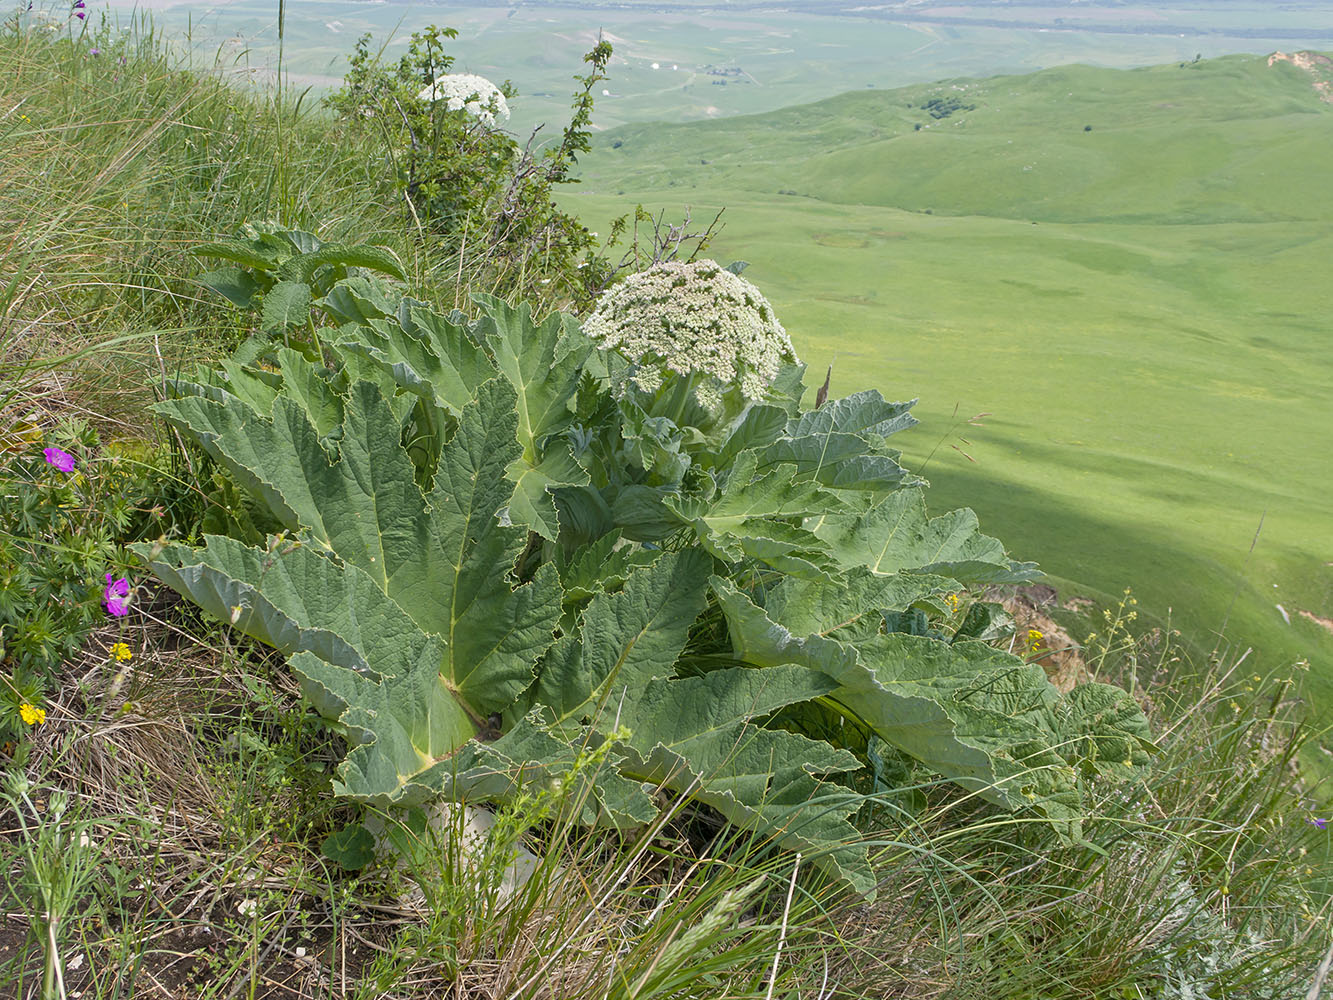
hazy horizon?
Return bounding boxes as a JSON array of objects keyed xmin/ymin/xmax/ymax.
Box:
[{"xmin": 93, "ymin": 0, "xmax": 1333, "ymax": 133}]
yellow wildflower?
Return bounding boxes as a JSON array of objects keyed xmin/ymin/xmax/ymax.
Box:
[
  {"xmin": 19, "ymin": 703, "xmax": 45, "ymax": 726},
  {"xmin": 109, "ymin": 642, "xmax": 132, "ymax": 663},
  {"xmin": 943, "ymin": 592, "xmax": 961, "ymax": 613}
]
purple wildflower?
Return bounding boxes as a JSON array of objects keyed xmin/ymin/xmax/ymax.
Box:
[
  {"xmin": 103, "ymin": 574, "xmax": 130, "ymax": 617},
  {"xmin": 43, "ymin": 447, "xmax": 76, "ymax": 472},
  {"xmin": 74, "ymin": 1, "xmax": 86, "ymax": 7},
  {"xmin": 75, "ymin": 11, "xmax": 85, "ymax": 19},
  {"xmin": 1309, "ymin": 817, "xmax": 1328, "ymax": 830},
  {"xmin": 89, "ymin": 47, "xmax": 101, "ymax": 56}
]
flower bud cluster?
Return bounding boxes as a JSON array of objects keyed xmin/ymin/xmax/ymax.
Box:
[
  {"xmin": 417, "ymin": 73, "xmax": 510, "ymax": 126},
  {"xmin": 583, "ymin": 260, "xmax": 798, "ymax": 406}
]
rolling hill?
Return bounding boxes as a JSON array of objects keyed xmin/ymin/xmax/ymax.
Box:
[{"xmin": 565, "ymin": 53, "xmax": 1333, "ymax": 732}]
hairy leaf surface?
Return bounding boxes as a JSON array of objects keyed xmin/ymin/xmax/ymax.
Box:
[
  {"xmin": 140, "ymin": 376, "xmax": 563, "ymax": 804},
  {"xmin": 811, "ymin": 487, "xmax": 1040, "ymax": 583},
  {"xmin": 714, "ymin": 577, "xmax": 1090, "ymax": 830}
]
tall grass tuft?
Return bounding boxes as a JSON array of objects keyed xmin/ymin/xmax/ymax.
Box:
[
  {"xmin": 1, "ymin": 600, "xmax": 1326, "ymax": 997},
  {"xmin": 0, "ymin": 7, "xmax": 415, "ymax": 426}
]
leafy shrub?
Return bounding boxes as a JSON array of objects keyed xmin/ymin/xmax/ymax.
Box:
[
  {"xmin": 324, "ymin": 25, "xmax": 612, "ymax": 307},
  {"xmin": 136, "ymin": 263, "xmax": 1151, "ymax": 894},
  {"xmin": 922, "ymin": 94, "xmax": 975, "ymax": 120}
]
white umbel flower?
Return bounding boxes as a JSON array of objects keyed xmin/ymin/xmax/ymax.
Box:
[
  {"xmin": 417, "ymin": 73, "xmax": 510, "ymax": 126},
  {"xmin": 583, "ymin": 260, "xmax": 798, "ymax": 404}
]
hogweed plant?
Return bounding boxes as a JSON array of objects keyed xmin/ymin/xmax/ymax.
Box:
[{"xmin": 140, "ymin": 257, "xmax": 1153, "ymax": 894}]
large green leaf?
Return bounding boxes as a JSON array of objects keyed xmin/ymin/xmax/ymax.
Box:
[
  {"xmin": 139, "ymin": 375, "xmax": 564, "ymax": 804},
  {"xmin": 505, "ymin": 442, "xmax": 590, "ymax": 543},
  {"xmin": 476, "ymin": 295, "xmax": 589, "ymax": 456},
  {"xmin": 198, "ymin": 267, "xmax": 261, "ymax": 309},
  {"xmin": 665, "ymin": 452, "xmax": 836, "ymax": 574},
  {"xmin": 275, "ymin": 348, "xmax": 344, "ymax": 440},
  {"xmin": 555, "ymin": 531, "xmax": 658, "ymax": 603},
  {"xmin": 787, "ymin": 390, "xmax": 918, "ymax": 440},
  {"xmin": 450, "ymin": 713, "xmax": 659, "ymax": 827},
  {"xmin": 145, "ymin": 534, "xmax": 421, "ymax": 684},
  {"xmin": 1057, "ymin": 682, "xmax": 1156, "ymax": 780},
  {"xmin": 713, "ymin": 577, "xmax": 1087, "ymax": 831},
  {"xmin": 278, "ymin": 242, "xmax": 408, "ymax": 283},
  {"xmin": 810, "ymin": 487, "xmax": 1040, "ymax": 584},
  {"xmin": 534, "ymin": 549, "xmax": 712, "ymax": 725},
  {"xmin": 423, "ymin": 379, "xmax": 565, "ymax": 708},
  {"xmin": 475, "ymin": 294, "xmax": 592, "ymax": 539},
  {"xmin": 532, "ymin": 560, "xmax": 874, "ymax": 891},
  {"xmin": 156, "ymin": 378, "xmax": 436, "ymax": 602},
  {"xmin": 765, "ymin": 565, "xmax": 961, "ymax": 641},
  {"xmin": 668, "ymin": 452, "xmax": 832, "ymax": 534},
  {"xmin": 704, "ymin": 403, "xmax": 788, "ymax": 471},
  {"xmin": 319, "ymin": 275, "xmax": 401, "ymax": 324},
  {"xmin": 331, "ymin": 307, "xmax": 490, "ymax": 416},
  {"xmin": 192, "ymin": 239, "xmax": 283, "ymax": 271},
  {"xmin": 617, "ymin": 665, "xmax": 873, "ymax": 895},
  {"xmin": 168, "ymin": 359, "xmax": 281, "ymax": 417},
  {"xmin": 261, "ymin": 280, "xmax": 312, "ymax": 332},
  {"xmin": 755, "ymin": 390, "xmax": 920, "ymax": 493}
]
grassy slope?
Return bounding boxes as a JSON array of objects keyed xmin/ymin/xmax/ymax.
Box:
[
  {"xmin": 2, "ymin": 26, "xmax": 1329, "ymax": 997},
  {"xmin": 566, "ymin": 54, "xmax": 1333, "ymax": 724}
]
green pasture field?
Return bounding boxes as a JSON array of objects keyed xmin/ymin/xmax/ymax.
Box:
[{"xmin": 565, "ymin": 53, "xmax": 1333, "ymax": 729}]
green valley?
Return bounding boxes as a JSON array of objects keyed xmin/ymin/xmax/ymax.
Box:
[{"xmin": 567, "ymin": 53, "xmax": 1333, "ymax": 723}]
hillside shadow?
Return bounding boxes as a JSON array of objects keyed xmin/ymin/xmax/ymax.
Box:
[{"xmin": 913, "ymin": 460, "xmax": 1333, "ymax": 722}]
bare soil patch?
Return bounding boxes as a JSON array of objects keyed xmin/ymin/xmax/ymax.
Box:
[
  {"xmin": 992, "ymin": 584, "xmax": 1091, "ymax": 694},
  {"xmin": 1267, "ymin": 50, "xmax": 1333, "ymax": 103},
  {"xmin": 1300, "ymin": 609, "xmax": 1333, "ymax": 636}
]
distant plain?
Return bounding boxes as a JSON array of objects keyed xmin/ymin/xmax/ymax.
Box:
[{"xmin": 109, "ymin": 0, "xmax": 1333, "ymax": 131}]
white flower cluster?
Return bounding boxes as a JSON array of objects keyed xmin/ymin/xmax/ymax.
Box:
[
  {"xmin": 417, "ymin": 73, "xmax": 510, "ymax": 126},
  {"xmin": 583, "ymin": 260, "xmax": 798, "ymax": 406}
]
